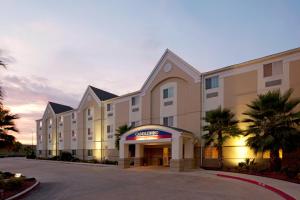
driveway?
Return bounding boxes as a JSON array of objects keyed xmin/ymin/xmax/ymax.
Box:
[{"xmin": 0, "ymin": 158, "xmax": 282, "ymax": 200}]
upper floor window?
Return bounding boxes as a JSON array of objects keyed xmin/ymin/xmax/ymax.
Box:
[
  {"xmin": 87, "ymin": 108, "xmax": 91, "ymax": 116},
  {"xmin": 131, "ymin": 121, "xmax": 140, "ymax": 128},
  {"xmin": 59, "ymin": 132, "xmax": 62, "ymax": 138},
  {"xmin": 59, "ymin": 116, "xmax": 63, "ymax": 123},
  {"xmin": 107, "ymin": 125, "xmax": 112, "ymax": 133},
  {"xmin": 49, "ymin": 119, "xmax": 52, "ymax": 125},
  {"xmin": 39, "ymin": 121, "xmax": 42, "ymax": 128},
  {"xmin": 107, "ymin": 104, "xmax": 112, "ymax": 112},
  {"xmin": 263, "ymin": 61, "xmax": 283, "ymax": 77},
  {"xmin": 205, "ymin": 76, "xmax": 219, "ymax": 90},
  {"xmin": 88, "ymin": 128, "xmax": 91, "ymax": 135},
  {"xmin": 71, "ymin": 130, "xmax": 76, "ymax": 137},
  {"xmin": 163, "ymin": 116, "xmax": 174, "ymax": 127},
  {"xmin": 163, "ymin": 87, "xmax": 174, "ymax": 99},
  {"xmin": 72, "ymin": 112, "xmax": 75, "ymax": 119},
  {"xmin": 131, "ymin": 96, "xmax": 139, "ymax": 106}
]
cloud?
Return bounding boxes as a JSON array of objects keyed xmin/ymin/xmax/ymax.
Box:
[{"xmin": 1, "ymin": 74, "xmax": 80, "ymax": 144}]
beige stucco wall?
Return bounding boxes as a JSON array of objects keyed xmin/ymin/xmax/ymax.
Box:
[
  {"xmin": 63, "ymin": 114, "xmax": 71, "ymax": 150},
  {"xmin": 115, "ymin": 100, "xmax": 130, "ymax": 128},
  {"xmin": 289, "ymin": 59, "xmax": 300, "ymax": 111},
  {"xmin": 141, "ymin": 59, "xmax": 201, "ymax": 138}
]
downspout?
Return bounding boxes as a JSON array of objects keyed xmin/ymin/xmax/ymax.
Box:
[{"xmin": 200, "ymin": 74, "xmax": 204, "ymax": 167}]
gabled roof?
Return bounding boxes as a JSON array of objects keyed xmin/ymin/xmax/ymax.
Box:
[
  {"xmin": 49, "ymin": 102, "xmax": 73, "ymax": 114},
  {"xmin": 89, "ymin": 85, "xmax": 118, "ymax": 101},
  {"xmin": 140, "ymin": 49, "xmax": 201, "ymax": 94}
]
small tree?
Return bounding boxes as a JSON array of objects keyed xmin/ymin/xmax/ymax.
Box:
[
  {"xmin": 115, "ymin": 124, "xmax": 132, "ymax": 150},
  {"xmin": 243, "ymin": 89, "xmax": 300, "ymax": 171},
  {"xmin": 202, "ymin": 107, "xmax": 241, "ymax": 169}
]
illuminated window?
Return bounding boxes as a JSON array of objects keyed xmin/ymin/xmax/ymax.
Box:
[
  {"xmin": 49, "ymin": 119, "xmax": 52, "ymax": 125},
  {"xmin": 263, "ymin": 149, "xmax": 282, "ymax": 159},
  {"xmin": 204, "ymin": 147, "xmax": 218, "ymax": 159},
  {"xmin": 205, "ymin": 76, "xmax": 219, "ymax": 89}
]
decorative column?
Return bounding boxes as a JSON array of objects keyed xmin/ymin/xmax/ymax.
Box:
[
  {"xmin": 170, "ymin": 134, "xmax": 184, "ymax": 171},
  {"xmin": 118, "ymin": 141, "xmax": 130, "ymax": 168},
  {"xmin": 134, "ymin": 144, "xmax": 144, "ymax": 167},
  {"xmin": 184, "ymin": 138, "xmax": 195, "ymax": 170}
]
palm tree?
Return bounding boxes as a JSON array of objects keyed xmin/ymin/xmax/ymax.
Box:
[
  {"xmin": 202, "ymin": 107, "xmax": 241, "ymax": 169},
  {"xmin": 0, "ymin": 106, "xmax": 19, "ymax": 134},
  {"xmin": 243, "ymin": 89, "xmax": 300, "ymax": 171},
  {"xmin": 115, "ymin": 124, "xmax": 132, "ymax": 150}
]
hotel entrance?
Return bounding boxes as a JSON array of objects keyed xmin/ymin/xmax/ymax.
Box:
[
  {"xmin": 119, "ymin": 125, "xmax": 196, "ymax": 171},
  {"xmin": 143, "ymin": 144, "xmax": 171, "ymax": 167}
]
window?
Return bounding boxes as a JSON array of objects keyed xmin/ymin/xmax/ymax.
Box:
[
  {"xmin": 48, "ymin": 150, "xmax": 52, "ymax": 156},
  {"xmin": 39, "ymin": 135, "xmax": 42, "ymax": 142},
  {"xmin": 59, "ymin": 132, "xmax": 62, "ymax": 138},
  {"xmin": 163, "ymin": 116, "xmax": 174, "ymax": 127},
  {"xmin": 205, "ymin": 76, "xmax": 219, "ymax": 89},
  {"xmin": 107, "ymin": 104, "xmax": 111, "ymax": 112},
  {"xmin": 87, "ymin": 108, "xmax": 91, "ymax": 116},
  {"xmin": 72, "ymin": 113, "xmax": 75, "ymax": 119},
  {"xmin": 131, "ymin": 96, "xmax": 139, "ymax": 106},
  {"xmin": 263, "ymin": 61, "xmax": 283, "ymax": 77},
  {"xmin": 38, "ymin": 150, "xmax": 42, "ymax": 155},
  {"xmin": 59, "ymin": 116, "xmax": 63, "ymax": 123},
  {"xmin": 88, "ymin": 149, "xmax": 93, "ymax": 157},
  {"xmin": 49, "ymin": 119, "xmax": 52, "ymax": 126},
  {"xmin": 39, "ymin": 121, "xmax": 42, "ymax": 128},
  {"xmin": 71, "ymin": 130, "xmax": 76, "ymax": 137},
  {"xmin": 72, "ymin": 150, "xmax": 76, "ymax": 156},
  {"xmin": 88, "ymin": 128, "xmax": 91, "ymax": 135},
  {"xmin": 204, "ymin": 147, "xmax": 218, "ymax": 159},
  {"xmin": 163, "ymin": 87, "xmax": 174, "ymax": 99},
  {"xmin": 131, "ymin": 121, "xmax": 140, "ymax": 127},
  {"xmin": 48, "ymin": 134, "xmax": 51, "ymax": 139},
  {"xmin": 107, "ymin": 125, "xmax": 111, "ymax": 133}
]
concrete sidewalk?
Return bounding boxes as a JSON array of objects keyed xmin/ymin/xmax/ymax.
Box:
[{"xmin": 203, "ymin": 170, "xmax": 300, "ymax": 199}]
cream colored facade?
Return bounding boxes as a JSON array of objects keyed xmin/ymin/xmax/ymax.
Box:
[{"xmin": 36, "ymin": 47, "xmax": 300, "ymax": 168}]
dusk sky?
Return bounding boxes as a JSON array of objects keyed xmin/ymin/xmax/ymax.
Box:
[{"xmin": 1, "ymin": 0, "xmax": 300, "ymax": 144}]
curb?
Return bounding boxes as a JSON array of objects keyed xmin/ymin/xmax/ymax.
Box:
[
  {"xmin": 34, "ymin": 159, "xmax": 117, "ymax": 167},
  {"xmin": 5, "ymin": 180, "xmax": 40, "ymax": 200},
  {"xmin": 217, "ymin": 174, "xmax": 296, "ymax": 200}
]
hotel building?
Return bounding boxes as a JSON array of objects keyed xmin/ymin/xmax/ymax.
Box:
[{"xmin": 36, "ymin": 47, "xmax": 300, "ymax": 171}]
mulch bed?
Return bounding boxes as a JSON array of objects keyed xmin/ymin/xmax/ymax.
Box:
[
  {"xmin": 1, "ymin": 179, "xmax": 37, "ymax": 200},
  {"xmin": 216, "ymin": 169, "xmax": 300, "ymax": 184}
]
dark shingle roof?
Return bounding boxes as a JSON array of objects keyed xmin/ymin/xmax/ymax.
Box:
[
  {"xmin": 49, "ymin": 102, "xmax": 73, "ymax": 114},
  {"xmin": 89, "ymin": 86, "xmax": 118, "ymax": 101}
]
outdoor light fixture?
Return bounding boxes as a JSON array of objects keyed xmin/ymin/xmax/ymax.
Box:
[{"xmin": 14, "ymin": 173, "xmax": 22, "ymax": 178}]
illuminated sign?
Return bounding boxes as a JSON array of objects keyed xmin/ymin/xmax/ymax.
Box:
[{"xmin": 126, "ymin": 129, "xmax": 172, "ymax": 141}]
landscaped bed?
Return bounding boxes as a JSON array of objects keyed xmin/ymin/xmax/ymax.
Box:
[{"xmin": 0, "ymin": 171, "xmax": 37, "ymax": 200}]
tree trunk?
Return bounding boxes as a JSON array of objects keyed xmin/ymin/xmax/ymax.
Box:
[
  {"xmin": 217, "ymin": 131, "xmax": 223, "ymax": 169},
  {"xmin": 270, "ymin": 149, "xmax": 281, "ymax": 171}
]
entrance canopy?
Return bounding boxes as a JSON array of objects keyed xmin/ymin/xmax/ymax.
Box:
[
  {"xmin": 119, "ymin": 124, "xmax": 196, "ymax": 171},
  {"xmin": 120, "ymin": 124, "xmax": 194, "ymax": 144}
]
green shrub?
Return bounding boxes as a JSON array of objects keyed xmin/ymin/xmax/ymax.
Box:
[
  {"xmin": 71, "ymin": 157, "xmax": 80, "ymax": 162},
  {"xmin": 88, "ymin": 159, "xmax": 99, "ymax": 163},
  {"xmin": 238, "ymin": 158, "xmax": 256, "ymax": 171},
  {"xmin": 283, "ymin": 166, "xmax": 299, "ymax": 178},
  {"xmin": 0, "ymin": 177, "xmax": 24, "ymax": 191},
  {"xmin": 50, "ymin": 156, "xmax": 59, "ymax": 160},
  {"xmin": 100, "ymin": 159, "xmax": 118, "ymax": 165},
  {"xmin": 59, "ymin": 151, "xmax": 73, "ymax": 161}
]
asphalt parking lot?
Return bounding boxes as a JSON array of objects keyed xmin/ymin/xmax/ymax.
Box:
[{"xmin": 0, "ymin": 157, "xmax": 282, "ymax": 200}]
